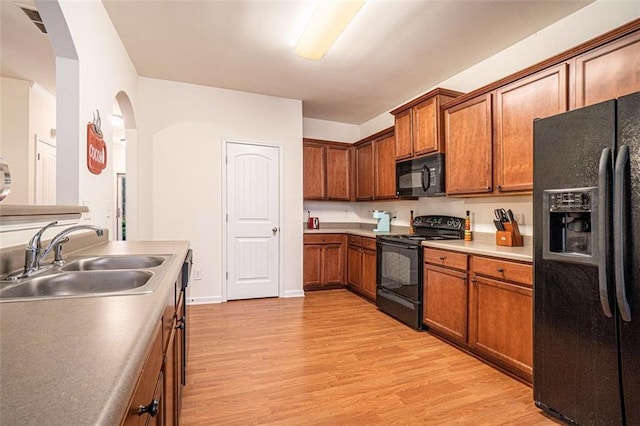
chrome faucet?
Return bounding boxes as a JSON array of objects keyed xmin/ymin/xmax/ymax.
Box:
[
  {"xmin": 6, "ymin": 222, "xmax": 104, "ymax": 280},
  {"xmin": 40, "ymin": 225, "xmax": 104, "ymax": 266}
]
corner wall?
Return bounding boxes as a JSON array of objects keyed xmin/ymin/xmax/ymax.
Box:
[{"xmin": 137, "ymin": 78, "xmax": 303, "ymax": 303}]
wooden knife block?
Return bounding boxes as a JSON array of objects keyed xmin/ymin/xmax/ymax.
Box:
[{"xmin": 496, "ymin": 222, "xmax": 524, "ymax": 247}]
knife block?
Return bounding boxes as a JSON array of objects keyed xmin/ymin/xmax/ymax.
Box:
[{"xmin": 496, "ymin": 221, "xmax": 524, "ymax": 247}]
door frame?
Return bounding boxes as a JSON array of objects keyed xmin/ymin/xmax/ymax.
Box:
[{"xmin": 221, "ymin": 139, "xmax": 284, "ymax": 302}]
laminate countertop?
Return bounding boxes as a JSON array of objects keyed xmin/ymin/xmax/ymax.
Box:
[
  {"xmin": 0, "ymin": 240, "xmax": 190, "ymax": 426},
  {"xmin": 304, "ymin": 228, "xmax": 532, "ymax": 262}
]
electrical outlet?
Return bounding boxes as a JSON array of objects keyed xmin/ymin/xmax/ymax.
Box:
[
  {"xmin": 194, "ymin": 269, "xmax": 202, "ymax": 280},
  {"xmin": 514, "ymin": 213, "xmax": 524, "ymax": 224}
]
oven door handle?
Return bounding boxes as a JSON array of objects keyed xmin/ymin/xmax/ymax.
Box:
[{"xmin": 378, "ymin": 241, "xmax": 419, "ymax": 250}]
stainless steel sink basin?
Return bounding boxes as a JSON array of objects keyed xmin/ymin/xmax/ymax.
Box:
[
  {"xmin": 61, "ymin": 255, "xmax": 166, "ymax": 271},
  {"xmin": 0, "ymin": 271, "xmax": 153, "ymax": 299}
]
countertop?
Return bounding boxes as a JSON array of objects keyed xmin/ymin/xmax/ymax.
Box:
[
  {"xmin": 0, "ymin": 240, "xmax": 190, "ymax": 426},
  {"xmin": 304, "ymin": 226, "xmax": 532, "ymax": 262}
]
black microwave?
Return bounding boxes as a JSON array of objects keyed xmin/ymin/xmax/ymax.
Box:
[{"xmin": 396, "ymin": 153, "xmax": 445, "ymax": 197}]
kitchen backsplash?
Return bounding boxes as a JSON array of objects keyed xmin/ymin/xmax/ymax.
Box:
[{"xmin": 304, "ymin": 195, "xmax": 533, "ymax": 236}]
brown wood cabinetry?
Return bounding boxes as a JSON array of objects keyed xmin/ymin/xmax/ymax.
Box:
[
  {"xmin": 303, "ymin": 140, "xmax": 352, "ymax": 201},
  {"xmin": 423, "ymin": 249, "xmax": 469, "ymax": 345},
  {"xmin": 442, "ymin": 19, "xmax": 640, "ymax": 197},
  {"xmin": 494, "ymin": 64, "xmax": 568, "ymax": 193},
  {"xmin": 355, "ymin": 142, "xmax": 374, "ymax": 200},
  {"xmin": 575, "ymin": 31, "xmax": 640, "ymax": 108},
  {"xmin": 303, "ymin": 234, "xmax": 345, "ymax": 290},
  {"xmin": 355, "ymin": 128, "xmax": 397, "ymax": 201},
  {"xmin": 123, "ymin": 324, "xmax": 164, "ymax": 426},
  {"xmin": 444, "ymin": 94, "xmax": 493, "ymax": 195},
  {"xmin": 346, "ymin": 235, "xmax": 377, "ymax": 301},
  {"xmin": 468, "ymin": 256, "xmax": 532, "ymax": 382},
  {"xmin": 391, "ymin": 88, "xmax": 463, "ymax": 160}
]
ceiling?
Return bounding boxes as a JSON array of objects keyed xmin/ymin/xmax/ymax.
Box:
[{"xmin": 2, "ymin": 1, "xmax": 593, "ymax": 125}]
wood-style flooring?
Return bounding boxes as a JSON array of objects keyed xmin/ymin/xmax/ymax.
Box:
[{"xmin": 181, "ymin": 289, "xmax": 561, "ymax": 425}]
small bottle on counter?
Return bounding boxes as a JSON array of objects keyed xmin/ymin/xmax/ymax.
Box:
[
  {"xmin": 464, "ymin": 210, "xmax": 473, "ymax": 241},
  {"xmin": 409, "ymin": 210, "xmax": 415, "ymax": 235}
]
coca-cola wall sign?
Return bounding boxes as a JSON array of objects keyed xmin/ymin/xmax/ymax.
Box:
[{"xmin": 87, "ymin": 110, "xmax": 107, "ymax": 175}]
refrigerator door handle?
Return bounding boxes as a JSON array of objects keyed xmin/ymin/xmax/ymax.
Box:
[
  {"xmin": 614, "ymin": 144, "xmax": 632, "ymax": 322},
  {"xmin": 598, "ymin": 148, "xmax": 613, "ymax": 318}
]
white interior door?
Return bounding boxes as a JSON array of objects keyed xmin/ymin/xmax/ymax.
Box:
[
  {"xmin": 35, "ymin": 136, "xmax": 56, "ymax": 204},
  {"xmin": 226, "ymin": 142, "xmax": 280, "ymax": 300}
]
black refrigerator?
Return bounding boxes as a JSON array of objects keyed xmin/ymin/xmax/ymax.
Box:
[{"xmin": 533, "ymin": 91, "xmax": 640, "ymax": 425}]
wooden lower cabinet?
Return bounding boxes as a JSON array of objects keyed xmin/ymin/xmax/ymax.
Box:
[
  {"xmin": 347, "ymin": 236, "xmax": 362, "ymax": 291},
  {"xmin": 423, "ymin": 249, "xmax": 469, "ymax": 345},
  {"xmin": 360, "ymin": 238, "xmax": 377, "ymax": 301},
  {"xmin": 422, "ymin": 248, "xmax": 532, "ymax": 383},
  {"xmin": 303, "ymin": 234, "xmax": 345, "ymax": 290},
  {"xmin": 468, "ymin": 274, "xmax": 533, "ymax": 382}
]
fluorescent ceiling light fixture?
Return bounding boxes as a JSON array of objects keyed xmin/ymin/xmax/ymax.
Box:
[{"xmin": 295, "ymin": 0, "xmax": 367, "ymax": 60}]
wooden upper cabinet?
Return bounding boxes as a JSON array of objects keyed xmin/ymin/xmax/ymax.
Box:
[
  {"xmin": 444, "ymin": 94, "xmax": 493, "ymax": 195},
  {"xmin": 355, "ymin": 141, "xmax": 374, "ymax": 200},
  {"xmin": 326, "ymin": 145, "xmax": 351, "ymax": 201},
  {"xmin": 303, "ymin": 142, "xmax": 326, "ymax": 200},
  {"xmin": 373, "ymin": 133, "xmax": 397, "ymax": 199},
  {"xmin": 575, "ymin": 31, "xmax": 640, "ymax": 108},
  {"xmin": 303, "ymin": 140, "xmax": 351, "ymax": 201},
  {"xmin": 494, "ymin": 64, "xmax": 568, "ymax": 193},
  {"xmin": 394, "ymin": 110, "xmax": 413, "ymax": 160},
  {"xmin": 392, "ymin": 88, "xmax": 463, "ymax": 161}
]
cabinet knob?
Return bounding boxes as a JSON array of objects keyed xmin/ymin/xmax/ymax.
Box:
[
  {"xmin": 496, "ymin": 185, "xmax": 502, "ymax": 190},
  {"xmin": 439, "ymin": 256, "xmax": 446, "ymax": 261},
  {"xmin": 138, "ymin": 399, "xmax": 159, "ymax": 417},
  {"xmin": 176, "ymin": 317, "xmax": 185, "ymax": 329},
  {"xmin": 497, "ymin": 267, "xmax": 504, "ymax": 273}
]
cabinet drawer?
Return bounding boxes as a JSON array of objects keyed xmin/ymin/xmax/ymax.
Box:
[
  {"xmin": 471, "ymin": 256, "xmax": 532, "ymax": 286},
  {"xmin": 347, "ymin": 235, "xmax": 362, "ymax": 247},
  {"xmin": 304, "ymin": 234, "xmax": 343, "ymax": 245},
  {"xmin": 362, "ymin": 237, "xmax": 376, "ymax": 251},
  {"xmin": 424, "ymin": 248, "xmax": 468, "ymax": 271}
]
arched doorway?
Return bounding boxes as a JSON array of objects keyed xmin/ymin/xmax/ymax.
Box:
[{"xmin": 113, "ymin": 91, "xmax": 138, "ymax": 240}]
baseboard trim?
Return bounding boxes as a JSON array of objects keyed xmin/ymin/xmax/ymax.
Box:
[
  {"xmin": 282, "ymin": 290, "xmax": 305, "ymax": 298},
  {"xmin": 187, "ymin": 296, "xmax": 222, "ymax": 305}
]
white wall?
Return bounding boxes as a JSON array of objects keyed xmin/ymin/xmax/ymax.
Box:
[
  {"xmin": 303, "ymin": 118, "xmax": 359, "ymax": 142},
  {"xmin": 41, "ymin": 0, "xmax": 138, "ymax": 235},
  {"xmin": 306, "ymin": 1, "xmax": 640, "ymax": 237},
  {"xmin": 137, "ymin": 78, "xmax": 303, "ymax": 303},
  {"xmin": 0, "ymin": 77, "xmax": 31, "ymax": 205}
]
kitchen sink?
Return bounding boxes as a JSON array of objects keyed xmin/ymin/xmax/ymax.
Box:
[
  {"xmin": 0, "ymin": 270, "xmax": 154, "ymax": 300},
  {"xmin": 61, "ymin": 255, "xmax": 166, "ymax": 271}
]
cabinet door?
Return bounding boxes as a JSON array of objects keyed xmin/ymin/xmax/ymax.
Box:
[
  {"xmin": 361, "ymin": 248, "xmax": 377, "ymax": 301},
  {"xmin": 469, "ymin": 275, "xmax": 533, "ymax": 381},
  {"xmin": 303, "ymin": 245, "xmax": 323, "ymax": 286},
  {"xmin": 347, "ymin": 245, "xmax": 362, "ymax": 290},
  {"xmin": 373, "ymin": 134, "xmax": 397, "ymax": 200},
  {"xmin": 495, "ymin": 64, "xmax": 568, "ymax": 192},
  {"xmin": 323, "ymin": 244, "xmax": 344, "ymax": 285},
  {"xmin": 413, "ymin": 98, "xmax": 439, "ymax": 155},
  {"xmin": 444, "ymin": 94, "xmax": 493, "ymax": 195},
  {"xmin": 423, "ymin": 264, "xmax": 468, "ymax": 345},
  {"xmin": 326, "ymin": 145, "xmax": 351, "ymax": 201},
  {"xmin": 175, "ymin": 292, "xmax": 185, "ymax": 415},
  {"xmin": 355, "ymin": 141, "xmax": 374, "ymax": 200},
  {"xmin": 303, "ymin": 143, "xmax": 326, "ymax": 200},
  {"xmin": 163, "ymin": 322, "xmax": 177, "ymax": 426},
  {"xmin": 394, "ymin": 109, "xmax": 412, "ymax": 160},
  {"xmin": 575, "ymin": 31, "xmax": 640, "ymax": 108}
]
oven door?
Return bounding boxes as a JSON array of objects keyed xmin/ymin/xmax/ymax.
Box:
[{"xmin": 376, "ymin": 240, "xmax": 421, "ymax": 301}]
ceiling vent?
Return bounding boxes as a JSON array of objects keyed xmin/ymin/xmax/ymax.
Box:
[{"xmin": 18, "ymin": 4, "xmax": 47, "ymax": 34}]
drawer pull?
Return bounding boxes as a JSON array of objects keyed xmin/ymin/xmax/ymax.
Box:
[
  {"xmin": 439, "ymin": 256, "xmax": 446, "ymax": 261},
  {"xmin": 138, "ymin": 399, "xmax": 159, "ymax": 417},
  {"xmin": 497, "ymin": 267, "xmax": 504, "ymax": 273}
]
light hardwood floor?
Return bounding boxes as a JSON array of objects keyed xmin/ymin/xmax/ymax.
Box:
[{"xmin": 181, "ymin": 289, "xmax": 561, "ymax": 425}]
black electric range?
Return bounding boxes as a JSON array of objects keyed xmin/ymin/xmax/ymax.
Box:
[{"xmin": 376, "ymin": 215, "xmax": 464, "ymax": 329}]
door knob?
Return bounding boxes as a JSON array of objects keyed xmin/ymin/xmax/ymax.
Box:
[{"xmin": 272, "ymin": 227, "xmax": 278, "ymax": 233}]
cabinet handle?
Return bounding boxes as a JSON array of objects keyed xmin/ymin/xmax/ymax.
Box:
[
  {"xmin": 138, "ymin": 399, "xmax": 159, "ymax": 417},
  {"xmin": 497, "ymin": 267, "xmax": 504, "ymax": 273},
  {"xmin": 496, "ymin": 185, "xmax": 502, "ymax": 190},
  {"xmin": 439, "ymin": 256, "xmax": 446, "ymax": 261},
  {"xmin": 176, "ymin": 317, "xmax": 185, "ymax": 330},
  {"xmin": 471, "ymin": 276, "xmax": 477, "ymax": 284}
]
